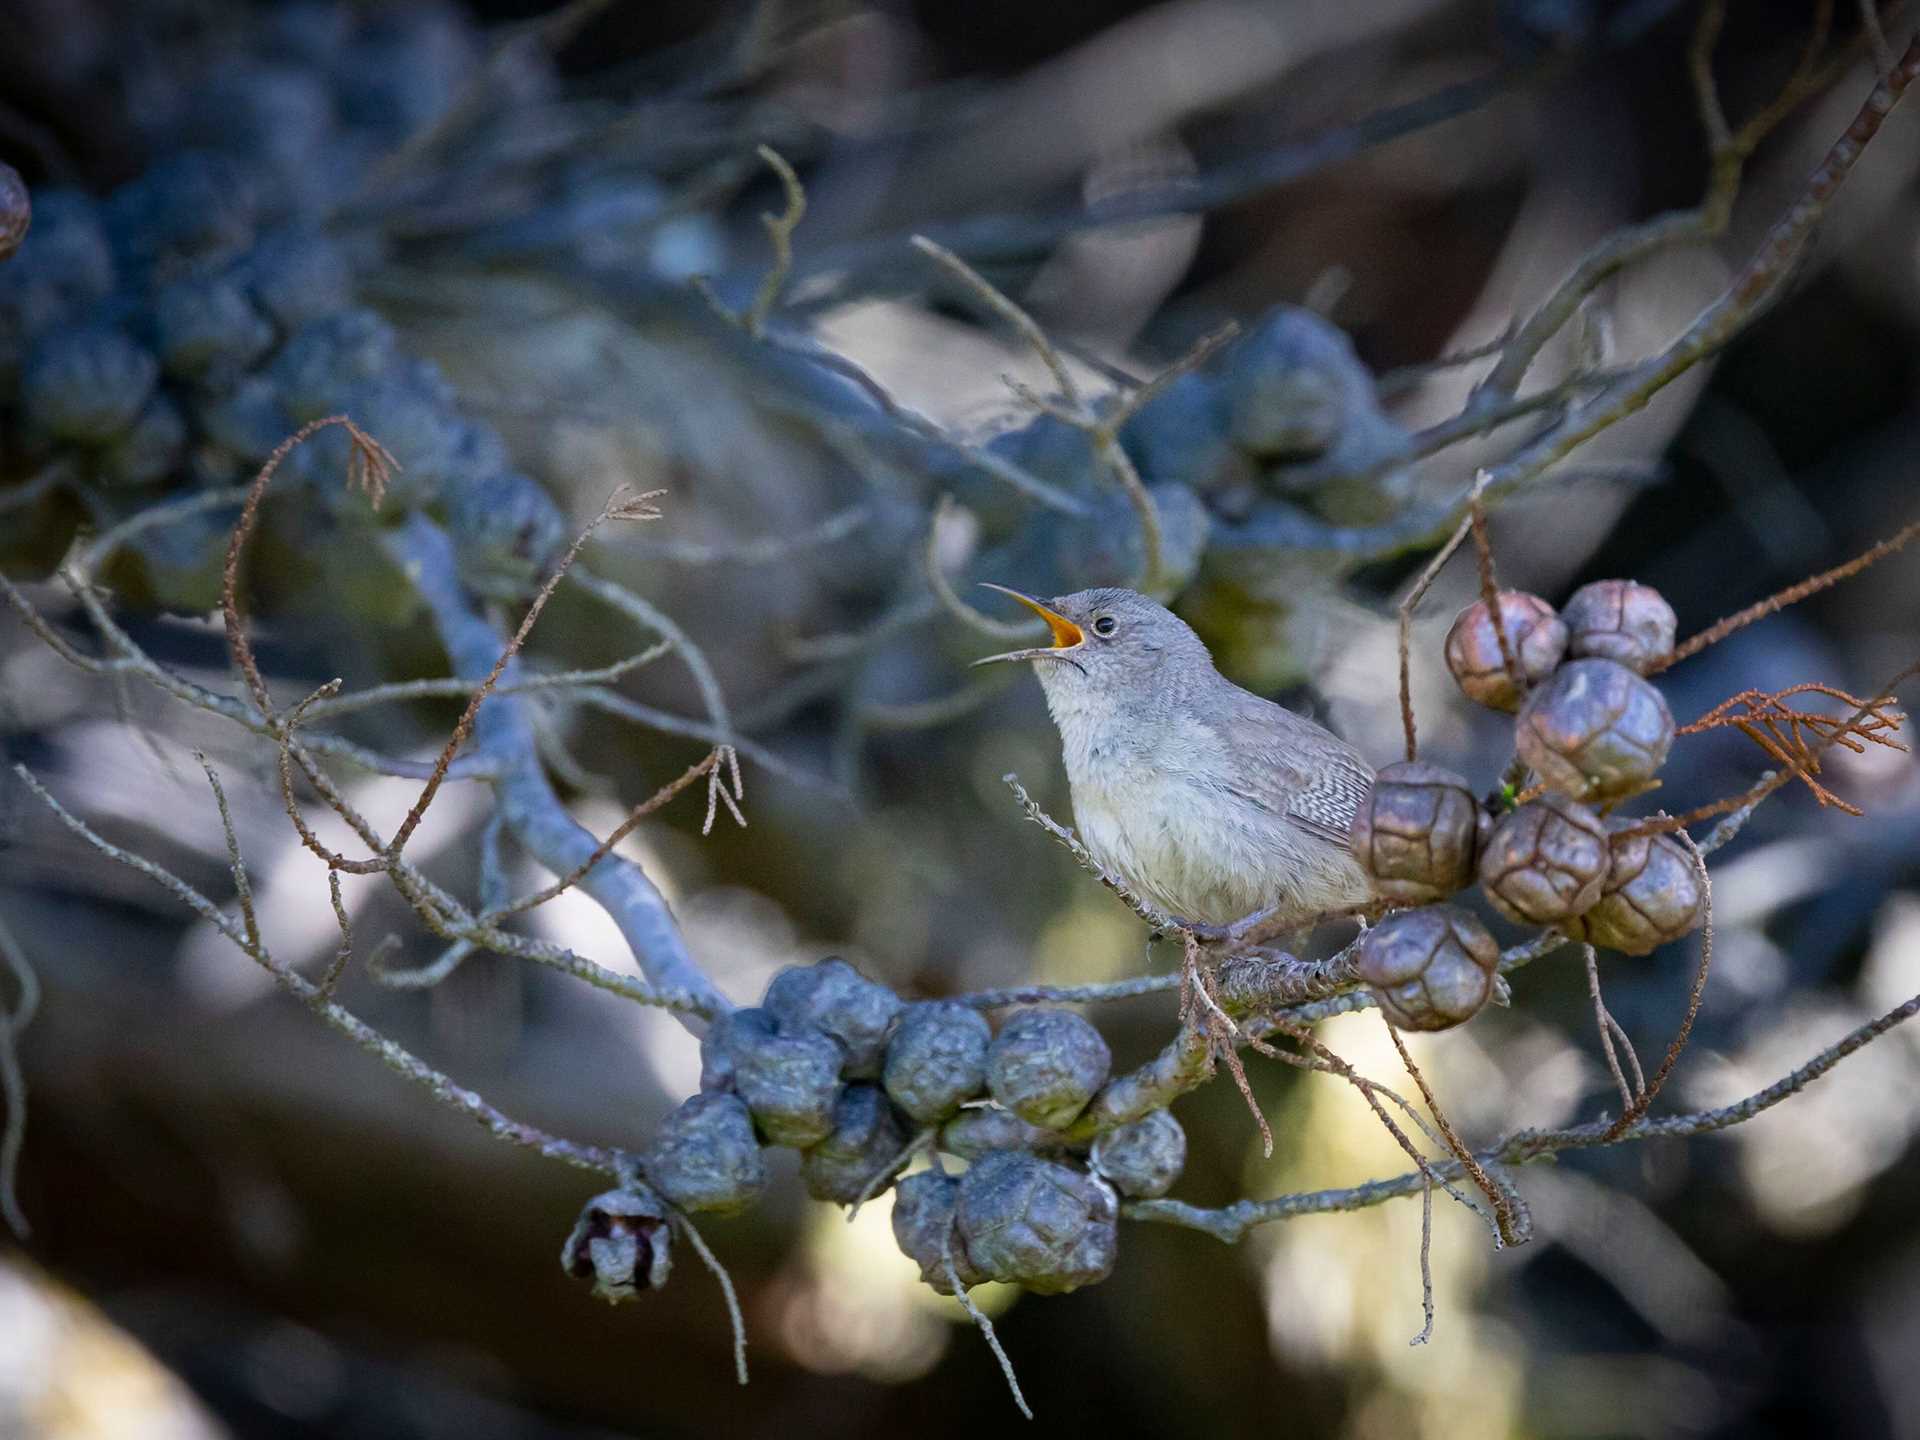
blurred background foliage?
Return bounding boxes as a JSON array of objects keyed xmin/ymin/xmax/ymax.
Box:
[{"xmin": 1, "ymin": 0, "xmax": 1919, "ymax": 1436}]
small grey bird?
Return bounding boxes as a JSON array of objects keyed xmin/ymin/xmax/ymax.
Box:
[{"xmin": 976, "ymin": 585, "xmax": 1375, "ymax": 929}]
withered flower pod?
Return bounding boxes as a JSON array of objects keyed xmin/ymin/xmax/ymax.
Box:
[
  {"xmin": 955, "ymin": 1152, "xmax": 1120, "ymax": 1295},
  {"xmin": 1515, "ymin": 658, "xmax": 1674, "ymax": 800},
  {"xmin": 561, "ymin": 1187, "xmax": 672, "ymax": 1304},
  {"xmin": 1349, "ymin": 761, "xmax": 1483, "ymax": 902},
  {"xmin": 1561, "ymin": 579, "xmax": 1677, "ymax": 673},
  {"xmin": 1444, "ymin": 591, "xmax": 1568, "ymax": 712},
  {"xmin": 1564, "ymin": 827, "xmax": 1705, "ymax": 955},
  {"xmin": 1478, "ymin": 794, "xmax": 1610, "ymax": 925},
  {"xmin": 1355, "ymin": 905, "xmax": 1501, "ymax": 1032}
]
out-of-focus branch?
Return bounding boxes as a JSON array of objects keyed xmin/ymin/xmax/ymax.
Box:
[
  {"xmin": 385, "ymin": 515, "xmax": 731, "ymax": 1023},
  {"xmin": 1214, "ymin": 34, "xmax": 1920, "ymax": 566},
  {"xmin": 15, "ymin": 764, "xmax": 623, "ymax": 1175}
]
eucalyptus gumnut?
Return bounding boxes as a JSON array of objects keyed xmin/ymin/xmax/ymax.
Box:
[
  {"xmin": 1564, "ymin": 828, "xmax": 1705, "ymax": 955},
  {"xmin": 641, "ymin": 1092, "xmax": 765, "ymax": 1216},
  {"xmin": 985, "ymin": 1009, "xmax": 1112, "ymax": 1129},
  {"xmin": 1356, "ymin": 905, "xmax": 1501, "ymax": 1032},
  {"xmin": 938, "ymin": 1105, "xmax": 1056, "ymax": 1160},
  {"xmin": 1478, "ymin": 793, "xmax": 1609, "ymax": 925},
  {"xmin": 801, "ymin": 1084, "xmax": 912, "ymax": 1205},
  {"xmin": 561, "ymin": 1186, "xmax": 671, "ymax": 1303},
  {"xmin": 1515, "ymin": 658, "xmax": 1674, "ymax": 800},
  {"xmin": 891, "ymin": 1171, "xmax": 986, "ymax": 1294},
  {"xmin": 698, "ymin": 1007, "xmax": 842, "ymax": 1148},
  {"xmin": 1444, "ymin": 591, "xmax": 1567, "ymax": 712},
  {"xmin": 1561, "ymin": 578, "xmax": 1677, "ymax": 673},
  {"xmin": 763, "ymin": 956, "xmax": 904, "ymax": 1079},
  {"xmin": 955, "ymin": 1152, "xmax": 1119, "ymax": 1295},
  {"xmin": 1089, "ymin": 1109, "xmax": 1187, "ymax": 1198},
  {"xmin": 883, "ymin": 1000, "xmax": 992, "ymax": 1123},
  {"xmin": 1349, "ymin": 761, "xmax": 1482, "ymax": 902}
]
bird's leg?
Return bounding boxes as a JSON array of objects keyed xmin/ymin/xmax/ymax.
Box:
[
  {"xmin": 1172, "ymin": 902, "xmax": 1282, "ymax": 948},
  {"xmin": 1178, "ymin": 932, "xmax": 1275, "ymax": 1158}
]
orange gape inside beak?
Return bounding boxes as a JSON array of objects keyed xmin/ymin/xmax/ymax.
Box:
[{"xmin": 981, "ymin": 584, "xmax": 1083, "ymax": 647}]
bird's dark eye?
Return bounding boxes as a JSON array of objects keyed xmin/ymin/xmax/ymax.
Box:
[{"xmin": 1092, "ymin": 615, "xmax": 1117, "ymax": 637}]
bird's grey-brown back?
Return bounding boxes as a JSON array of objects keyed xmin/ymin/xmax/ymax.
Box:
[{"xmin": 985, "ymin": 587, "xmax": 1375, "ymax": 927}]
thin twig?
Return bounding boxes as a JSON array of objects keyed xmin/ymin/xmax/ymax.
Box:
[
  {"xmin": 1129, "ymin": 985, "xmax": 1920, "ymax": 1244},
  {"xmin": 744, "ymin": 145, "xmax": 806, "ymax": 338},
  {"xmin": 944, "ymin": 1236, "xmax": 1031, "ymax": 1421},
  {"xmin": 1601, "ymin": 833, "xmax": 1714, "ymax": 1139},
  {"xmin": 1651, "ymin": 518, "xmax": 1920, "ymax": 673},
  {"xmin": 677, "ymin": 1213, "xmax": 750, "ymax": 1386}
]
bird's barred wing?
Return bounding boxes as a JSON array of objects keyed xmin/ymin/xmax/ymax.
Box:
[{"xmin": 1213, "ymin": 695, "xmax": 1374, "ymax": 849}]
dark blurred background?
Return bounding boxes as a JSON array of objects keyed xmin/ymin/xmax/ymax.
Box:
[{"xmin": 2, "ymin": 0, "xmax": 1918, "ymax": 1436}]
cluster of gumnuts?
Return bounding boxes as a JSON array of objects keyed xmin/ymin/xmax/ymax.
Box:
[
  {"xmin": 946, "ymin": 305, "xmax": 1414, "ymax": 599},
  {"xmin": 1348, "ymin": 579, "xmax": 1707, "ymax": 1032},
  {"xmin": 563, "ymin": 957, "xmax": 1187, "ymax": 1302},
  {"xmin": 0, "ymin": 5, "xmax": 574, "ymax": 613}
]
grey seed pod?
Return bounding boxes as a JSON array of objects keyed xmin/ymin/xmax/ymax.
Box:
[
  {"xmin": 985, "ymin": 1009, "xmax": 1112, "ymax": 1129},
  {"xmin": 1444, "ymin": 591, "xmax": 1567, "ymax": 712},
  {"xmin": 1479, "ymin": 794, "xmax": 1609, "ymax": 925},
  {"xmin": 153, "ymin": 274, "xmax": 274, "ymax": 379},
  {"xmin": 763, "ymin": 957, "xmax": 904, "ymax": 1079},
  {"xmin": 1349, "ymin": 761, "xmax": 1482, "ymax": 903},
  {"xmin": 883, "ymin": 1000, "xmax": 992, "ymax": 1124},
  {"xmin": 1564, "ymin": 828, "xmax": 1705, "ymax": 955},
  {"xmin": 268, "ymin": 308, "xmax": 399, "ymax": 421},
  {"xmin": 1516, "ymin": 658, "xmax": 1674, "ymax": 800},
  {"xmin": 700, "ymin": 1007, "xmax": 842, "ymax": 1148},
  {"xmin": 98, "ymin": 394, "xmax": 188, "ymax": 488},
  {"xmin": 1561, "ymin": 579, "xmax": 1677, "ymax": 673},
  {"xmin": 801, "ymin": 1083, "xmax": 913, "ymax": 1205},
  {"xmin": 938, "ymin": 1105, "xmax": 1057, "ymax": 1160},
  {"xmin": 1356, "ymin": 906, "xmax": 1501, "ymax": 1031},
  {"xmin": 891, "ymin": 1171, "xmax": 986, "ymax": 1294},
  {"xmin": 641, "ymin": 1092, "xmax": 766, "ymax": 1215},
  {"xmin": 1224, "ymin": 305, "xmax": 1363, "ymax": 460},
  {"xmin": 956, "ymin": 1152, "xmax": 1120, "ymax": 1295},
  {"xmin": 561, "ymin": 1186, "xmax": 671, "ymax": 1303},
  {"xmin": 1089, "ymin": 1109, "xmax": 1187, "ymax": 1198},
  {"xmin": 21, "ymin": 324, "xmax": 158, "ymax": 443}
]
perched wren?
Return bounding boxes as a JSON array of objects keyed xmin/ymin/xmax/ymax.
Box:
[{"xmin": 976, "ymin": 585, "xmax": 1375, "ymax": 929}]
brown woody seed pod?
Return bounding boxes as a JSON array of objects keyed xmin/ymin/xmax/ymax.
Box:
[
  {"xmin": 1561, "ymin": 579, "xmax": 1677, "ymax": 673},
  {"xmin": 1564, "ymin": 827, "xmax": 1705, "ymax": 955},
  {"xmin": 1355, "ymin": 905, "xmax": 1500, "ymax": 1031},
  {"xmin": 1515, "ymin": 658, "xmax": 1674, "ymax": 800},
  {"xmin": 1444, "ymin": 591, "xmax": 1568, "ymax": 711},
  {"xmin": 1478, "ymin": 794, "xmax": 1609, "ymax": 925},
  {"xmin": 1349, "ymin": 761, "xmax": 1482, "ymax": 902}
]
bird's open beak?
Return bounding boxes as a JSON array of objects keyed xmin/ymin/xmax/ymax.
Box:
[{"xmin": 971, "ymin": 584, "xmax": 1085, "ymax": 668}]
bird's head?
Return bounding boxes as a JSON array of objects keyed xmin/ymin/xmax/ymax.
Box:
[{"xmin": 972, "ymin": 585, "xmax": 1213, "ymax": 714}]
